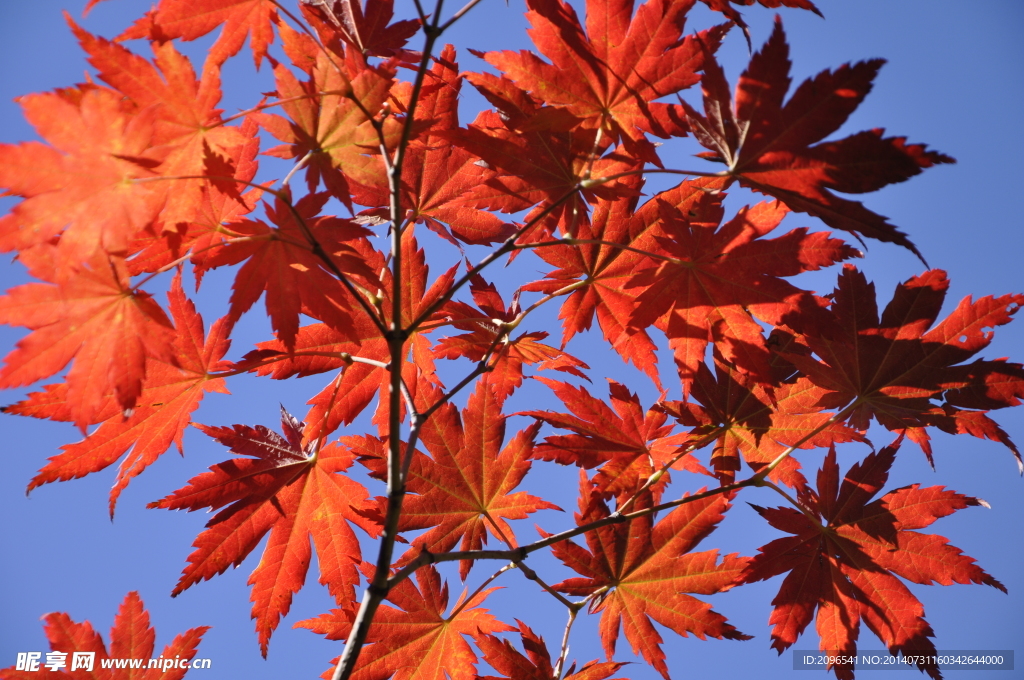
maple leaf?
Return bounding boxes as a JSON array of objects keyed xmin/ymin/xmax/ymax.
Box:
[
  {"xmin": 195, "ymin": 192, "xmax": 377, "ymax": 350},
  {"xmin": 350, "ymin": 45, "xmax": 512, "ymax": 246},
  {"xmin": 522, "ymin": 377, "xmax": 711, "ymax": 499},
  {"xmin": 297, "ymin": 565, "xmax": 513, "ymax": 680},
  {"xmin": 781, "ymin": 265, "xmax": 1024, "ymax": 470},
  {"xmin": 126, "ymin": 118, "xmax": 264, "ymax": 277},
  {"xmin": 450, "ymin": 72, "xmax": 642, "ymax": 237},
  {"xmin": 0, "ymin": 251, "xmax": 176, "ymax": 429},
  {"xmin": 480, "ymin": 0, "xmax": 726, "ymax": 165},
  {"xmin": 658, "ymin": 350, "xmax": 866, "ymax": 487},
  {"xmin": 435, "ymin": 274, "xmax": 589, "ymax": 401},
  {"xmin": 626, "ymin": 196, "xmax": 857, "ymax": 385},
  {"xmin": 4, "ymin": 275, "xmax": 231, "ymax": 515},
  {"xmin": 252, "ymin": 42, "xmax": 401, "ymax": 204},
  {"xmin": 299, "ymin": 0, "xmax": 420, "ymax": 59},
  {"xmin": 698, "ymin": 0, "xmax": 821, "ymax": 43},
  {"xmin": 0, "ymin": 591, "xmax": 207, "ymax": 680},
  {"xmin": 742, "ymin": 440, "xmax": 1005, "ymax": 680},
  {"xmin": 681, "ymin": 18, "xmax": 953, "ymax": 259},
  {"xmin": 240, "ymin": 231, "xmax": 454, "ymax": 438},
  {"xmin": 353, "ymin": 380, "xmax": 559, "ymax": 579},
  {"xmin": 475, "ymin": 620, "xmax": 625, "ymax": 680},
  {"xmin": 550, "ymin": 480, "xmax": 750, "ymax": 679},
  {"xmin": 0, "ymin": 86, "xmax": 164, "ymax": 265},
  {"xmin": 523, "ymin": 176, "xmax": 726, "ymax": 386},
  {"xmin": 71, "ymin": 21, "xmax": 249, "ymax": 229},
  {"xmin": 119, "ymin": 0, "xmax": 278, "ymax": 67},
  {"xmin": 150, "ymin": 408, "xmax": 380, "ymax": 655}
]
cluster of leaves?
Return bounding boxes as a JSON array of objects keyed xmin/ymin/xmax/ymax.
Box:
[
  {"xmin": 0, "ymin": 593, "xmax": 207, "ymax": 680},
  {"xmin": 1, "ymin": 0, "xmax": 1021, "ymax": 679}
]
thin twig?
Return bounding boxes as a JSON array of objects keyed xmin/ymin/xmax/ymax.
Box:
[
  {"xmin": 512, "ymin": 237, "xmax": 683, "ymax": 265},
  {"xmin": 553, "ymin": 607, "xmax": 579, "ymax": 679},
  {"xmin": 438, "ymin": 0, "xmax": 486, "ymax": 31},
  {"xmin": 332, "ymin": 2, "xmax": 449, "ymax": 677},
  {"xmin": 552, "ymin": 588, "xmax": 607, "ymax": 678},
  {"xmin": 513, "ymin": 560, "xmax": 575, "ymax": 609},
  {"xmin": 752, "ymin": 401, "xmax": 861, "ymax": 482},
  {"xmin": 614, "ymin": 426, "xmax": 725, "ymax": 516}
]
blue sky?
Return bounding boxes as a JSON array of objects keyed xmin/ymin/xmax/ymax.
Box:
[{"xmin": 1, "ymin": 1, "xmax": 1022, "ymax": 679}]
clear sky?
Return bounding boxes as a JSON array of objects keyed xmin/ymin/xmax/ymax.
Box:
[{"xmin": 1, "ymin": 1, "xmax": 1022, "ymax": 679}]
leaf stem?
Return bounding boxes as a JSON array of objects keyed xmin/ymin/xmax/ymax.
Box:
[{"xmin": 448, "ymin": 562, "xmax": 516, "ymax": 618}]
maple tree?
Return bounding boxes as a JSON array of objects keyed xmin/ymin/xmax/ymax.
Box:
[{"xmin": 1, "ymin": 1, "xmax": 1021, "ymax": 680}]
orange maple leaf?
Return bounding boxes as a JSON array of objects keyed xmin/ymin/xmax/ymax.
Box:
[
  {"xmin": 658, "ymin": 350, "xmax": 866, "ymax": 487},
  {"xmin": 5, "ymin": 275, "xmax": 231, "ymax": 515},
  {"xmin": 151, "ymin": 408, "xmax": 380, "ymax": 655},
  {"xmin": 522, "ymin": 377, "xmax": 711, "ymax": 498},
  {"xmin": 550, "ymin": 480, "xmax": 750, "ymax": 679},
  {"xmin": 0, "ymin": 591, "xmax": 207, "ymax": 680},
  {"xmin": 0, "ymin": 252, "xmax": 176, "ymax": 429},
  {"xmin": 476, "ymin": 620, "xmax": 625, "ymax": 680},
  {"xmin": 353, "ymin": 381, "xmax": 560, "ymax": 579},
  {"xmin": 436, "ymin": 274, "xmax": 589, "ymax": 402},
  {"xmin": 0, "ymin": 87, "xmax": 164, "ymax": 265},
  {"xmin": 71, "ymin": 21, "xmax": 249, "ymax": 230},
  {"xmin": 480, "ymin": 0, "xmax": 725, "ymax": 165},
  {"xmin": 297, "ymin": 565, "xmax": 513, "ymax": 680},
  {"xmin": 119, "ymin": 0, "xmax": 278, "ymax": 67}
]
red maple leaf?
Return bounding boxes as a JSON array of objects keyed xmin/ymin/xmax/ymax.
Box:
[
  {"xmin": 195, "ymin": 192, "xmax": 377, "ymax": 349},
  {"xmin": 782, "ymin": 265, "xmax": 1024, "ymax": 469},
  {"xmin": 435, "ymin": 274, "xmax": 589, "ymax": 401},
  {"xmin": 658, "ymin": 350, "xmax": 866, "ymax": 487},
  {"xmin": 521, "ymin": 377, "xmax": 711, "ymax": 499},
  {"xmin": 252, "ymin": 37, "xmax": 400, "ymax": 205},
  {"xmin": 0, "ymin": 251, "xmax": 176, "ymax": 429},
  {"xmin": 299, "ymin": 0, "xmax": 420, "ymax": 59},
  {"xmin": 450, "ymin": 71, "xmax": 642, "ymax": 237},
  {"xmin": 239, "ymin": 231, "xmax": 454, "ymax": 438},
  {"xmin": 626, "ymin": 196, "xmax": 857, "ymax": 385},
  {"xmin": 297, "ymin": 565, "xmax": 513, "ymax": 680},
  {"xmin": 4, "ymin": 275, "xmax": 231, "ymax": 515},
  {"xmin": 698, "ymin": 0, "xmax": 821, "ymax": 41},
  {"xmin": 479, "ymin": 0, "xmax": 725, "ymax": 165},
  {"xmin": 150, "ymin": 408, "xmax": 380, "ymax": 655},
  {"xmin": 681, "ymin": 18, "xmax": 953, "ymax": 259},
  {"xmin": 119, "ymin": 0, "xmax": 278, "ymax": 67},
  {"xmin": 742, "ymin": 439, "xmax": 1005, "ymax": 680},
  {"xmin": 353, "ymin": 380, "xmax": 559, "ymax": 579},
  {"xmin": 550, "ymin": 480, "xmax": 750, "ymax": 679},
  {"xmin": 0, "ymin": 591, "xmax": 207, "ymax": 680},
  {"xmin": 523, "ymin": 176, "xmax": 726, "ymax": 386},
  {"xmin": 476, "ymin": 620, "xmax": 625, "ymax": 680},
  {"xmin": 349, "ymin": 45, "xmax": 513, "ymax": 246}
]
